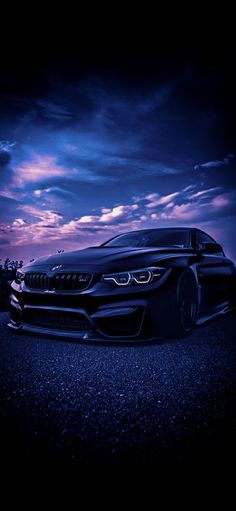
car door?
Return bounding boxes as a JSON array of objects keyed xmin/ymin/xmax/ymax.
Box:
[{"xmin": 196, "ymin": 232, "xmax": 233, "ymax": 313}]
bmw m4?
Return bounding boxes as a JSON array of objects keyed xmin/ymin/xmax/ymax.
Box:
[{"xmin": 8, "ymin": 227, "xmax": 236, "ymax": 341}]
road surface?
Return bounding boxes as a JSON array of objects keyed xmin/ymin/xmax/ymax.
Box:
[{"xmin": 0, "ymin": 311, "xmax": 235, "ymax": 468}]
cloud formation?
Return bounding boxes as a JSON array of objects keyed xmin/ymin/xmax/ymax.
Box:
[
  {"xmin": 146, "ymin": 192, "xmax": 180, "ymax": 208},
  {"xmin": 194, "ymin": 154, "xmax": 235, "ymax": 171},
  {"xmin": 12, "ymin": 155, "xmax": 66, "ymax": 187},
  {"xmin": 1, "ymin": 182, "xmax": 234, "ymax": 261}
]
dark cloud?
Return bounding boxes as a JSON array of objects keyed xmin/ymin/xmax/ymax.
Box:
[
  {"xmin": 35, "ymin": 99, "xmax": 72, "ymax": 121},
  {"xmin": 0, "ymin": 150, "xmax": 11, "ymax": 167},
  {"xmin": 0, "ymin": 141, "xmax": 15, "ymax": 169}
]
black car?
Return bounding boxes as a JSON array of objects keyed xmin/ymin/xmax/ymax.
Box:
[{"xmin": 8, "ymin": 227, "xmax": 235, "ymax": 341}]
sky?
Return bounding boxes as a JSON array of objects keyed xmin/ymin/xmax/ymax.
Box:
[{"xmin": 0, "ymin": 48, "xmax": 236, "ymax": 263}]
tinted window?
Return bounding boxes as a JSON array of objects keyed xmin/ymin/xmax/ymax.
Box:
[
  {"xmin": 197, "ymin": 231, "xmax": 215, "ymax": 249},
  {"xmin": 103, "ymin": 229, "xmax": 191, "ymax": 248}
]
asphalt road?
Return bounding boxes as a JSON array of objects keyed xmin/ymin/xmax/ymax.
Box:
[{"xmin": 0, "ymin": 311, "xmax": 235, "ymax": 469}]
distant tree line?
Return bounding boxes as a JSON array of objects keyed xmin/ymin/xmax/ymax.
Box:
[
  {"xmin": 0, "ymin": 259, "xmax": 24, "ymax": 311},
  {"xmin": 0, "ymin": 251, "xmax": 64, "ymax": 311},
  {"xmin": 0, "ymin": 258, "xmax": 24, "ymax": 272}
]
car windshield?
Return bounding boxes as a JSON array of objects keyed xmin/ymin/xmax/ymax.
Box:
[{"xmin": 102, "ymin": 229, "xmax": 191, "ymax": 248}]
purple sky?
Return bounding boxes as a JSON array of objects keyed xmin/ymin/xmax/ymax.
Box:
[{"xmin": 0, "ymin": 51, "xmax": 235, "ymax": 263}]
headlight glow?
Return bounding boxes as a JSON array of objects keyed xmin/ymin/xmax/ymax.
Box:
[
  {"xmin": 132, "ymin": 270, "xmax": 152, "ymax": 284},
  {"xmin": 102, "ymin": 267, "xmax": 166, "ymax": 287},
  {"xmin": 105, "ymin": 273, "xmax": 132, "ymax": 286}
]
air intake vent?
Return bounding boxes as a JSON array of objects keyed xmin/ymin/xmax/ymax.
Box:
[{"xmin": 22, "ymin": 308, "xmax": 93, "ymax": 331}]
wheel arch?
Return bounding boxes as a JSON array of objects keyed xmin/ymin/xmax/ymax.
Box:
[
  {"xmin": 163, "ymin": 264, "xmax": 200, "ymax": 316},
  {"xmin": 166, "ymin": 263, "xmax": 199, "ymax": 290}
]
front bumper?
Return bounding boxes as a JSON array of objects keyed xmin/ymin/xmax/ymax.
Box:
[
  {"xmin": 8, "ymin": 303, "xmax": 147, "ymax": 341},
  {"xmin": 8, "ymin": 270, "xmax": 171, "ymax": 341}
]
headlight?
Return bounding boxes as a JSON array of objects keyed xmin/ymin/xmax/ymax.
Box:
[
  {"xmin": 15, "ymin": 269, "xmax": 25, "ymax": 283},
  {"xmin": 101, "ymin": 267, "xmax": 166, "ymax": 287}
]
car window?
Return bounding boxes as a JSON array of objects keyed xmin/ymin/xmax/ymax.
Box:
[
  {"xmin": 197, "ymin": 232, "xmax": 214, "ymax": 249},
  {"xmin": 103, "ymin": 229, "xmax": 191, "ymax": 248},
  {"xmin": 196, "ymin": 231, "xmax": 223, "ymax": 254}
]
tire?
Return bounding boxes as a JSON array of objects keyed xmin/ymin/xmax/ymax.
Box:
[{"xmin": 165, "ymin": 269, "xmax": 198, "ymax": 338}]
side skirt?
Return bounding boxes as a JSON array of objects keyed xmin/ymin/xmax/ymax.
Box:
[{"xmin": 196, "ymin": 301, "xmax": 234, "ymax": 326}]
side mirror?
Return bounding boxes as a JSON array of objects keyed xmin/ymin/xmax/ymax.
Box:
[{"xmin": 199, "ymin": 242, "xmax": 223, "ymax": 254}]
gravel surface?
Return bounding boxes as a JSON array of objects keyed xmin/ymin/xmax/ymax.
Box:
[{"xmin": 0, "ymin": 311, "xmax": 235, "ymax": 468}]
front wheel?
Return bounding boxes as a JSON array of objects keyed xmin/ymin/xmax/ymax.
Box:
[{"xmin": 162, "ymin": 270, "xmax": 198, "ymax": 338}]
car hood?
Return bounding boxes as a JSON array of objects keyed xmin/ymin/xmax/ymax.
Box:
[{"xmin": 24, "ymin": 246, "xmax": 193, "ymax": 273}]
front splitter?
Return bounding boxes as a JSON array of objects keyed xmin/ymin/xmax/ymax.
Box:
[{"xmin": 7, "ymin": 320, "xmax": 155, "ymax": 343}]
